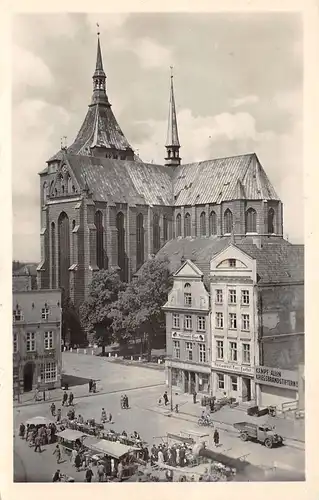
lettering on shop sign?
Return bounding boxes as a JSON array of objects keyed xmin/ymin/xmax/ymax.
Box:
[
  {"xmin": 255, "ymin": 366, "xmax": 298, "ymax": 389},
  {"xmin": 23, "ymin": 352, "xmax": 55, "ymax": 362},
  {"xmin": 213, "ymin": 361, "xmax": 253, "ymax": 375}
]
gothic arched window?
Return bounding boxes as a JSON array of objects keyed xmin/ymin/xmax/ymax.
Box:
[
  {"xmin": 136, "ymin": 213, "xmax": 144, "ymax": 270},
  {"xmin": 67, "ymin": 175, "xmax": 73, "ymax": 194},
  {"xmin": 58, "ymin": 212, "xmax": 70, "ymax": 293},
  {"xmin": 184, "ymin": 212, "xmax": 191, "ymax": 237},
  {"xmin": 246, "ymin": 208, "xmax": 257, "ymax": 233},
  {"xmin": 153, "ymin": 213, "xmax": 160, "ymax": 254},
  {"xmin": 116, "ymin": 212, "xmax": 126, "ymax": 281},
  {"xmin": 200, "ymin": 211, "xmax": 206, "ymax": 236},
  {"xmin": 209, "ymin": 211, "xmax": 217, "ymax": 235},
  {"xmin": 43, "ymin": 182, "xmax": 48, "ymax": 204},
  {"xmin": 224, "ymin": 209, "xmax": 233, "ymax": 234},
  {"xmin": 95, "ymin": 211, "xmax": 104, "ymax": 269},
  {"xmin": 176, "ymin": 214, "xmax": 181, "ymax": 237},
  {"xmin": 163, "ymin": 215, "xmax": 168, "ymax": 242},
  {"xmin": 268, "ymin": 208, "xmax": 275, "ymax": 234},
  {"xmin": 51, "ymin": 222, "xmax": 56, "ymax": 289}
]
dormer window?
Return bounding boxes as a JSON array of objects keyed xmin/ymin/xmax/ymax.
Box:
[{"xmin": 184, "ymin": 283, "xmax": 192, "ymax": 306}]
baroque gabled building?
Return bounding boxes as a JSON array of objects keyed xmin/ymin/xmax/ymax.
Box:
[{"xmin": 37, "ymin": 35, "xmax": 284, "ymax": 309}]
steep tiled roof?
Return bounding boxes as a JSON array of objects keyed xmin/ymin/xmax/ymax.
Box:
[
  {"xmin": 143, "ymin": 236, "xmax": 303, "ymax": 286},
  {"xmin": 172, "ymin": 153, "xmax": 279, "ymax": 206},
  {"xmin": 67, "ymin": 155, "xmax": 174, "ymax": 206}
]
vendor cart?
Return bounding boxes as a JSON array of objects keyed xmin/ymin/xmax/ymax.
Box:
[
  {"xmin": 56, "ymin": 429, "xmax": 98, "ymax": 455},
  {"xmin": 86, "ymin": 440, "xmax": 140, "ymax": 480},
  {"xmin": 25, "ymin": 416, "xmax": 53, "ymax": 427}
]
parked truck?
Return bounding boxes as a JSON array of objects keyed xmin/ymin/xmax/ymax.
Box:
[{"xmin": 233, "ymin": 422, "xmax": 284, "ymax": 448}]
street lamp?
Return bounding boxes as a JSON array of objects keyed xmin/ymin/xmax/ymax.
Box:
[{"xmin": 165, "ymin": 355, "xmax": 174, "ymax": 412}]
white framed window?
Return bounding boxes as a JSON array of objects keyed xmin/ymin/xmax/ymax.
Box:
[
  {"xmin": 217, "ymin": 373, "xmax": 225, "ymax": 390},
  {"xmin": 184, "ymin": 315, "xmax": 192, "ymax": 330},
  {"xmin": 229, "ymin": 289, "xmax": 237, "ymax": 304},
  {"xmin": 216, "ymin": 289, "xmax": 223, "ymax": 304},
  {"xmin": 231, "ymin": 376, "xmax": 238, "ymax": 391},
  {"xmin": 241, "ymin": 290, "xmax": 250, "ymax": 305},
  {"xmin": 13, "ymin": 333, "xmax": 18, "ymax": 353},
  {"xmin": 26, "ymin": 332, "xmax": 36, "ymax": 352},
  {"xmin": 172, "ymin": 314, "xmax": 180, "ymax": 329},
  {"xmin": 44, "ymin": 331, "xmax": 54, "ymax": 349},
  {"xmin": 197, "ymin": 316, "xmax": 206, "ymax": 331},
  {"xmin": 40, "ymin": 362, "xmax": 57, "ymax": 383},
  {"xmin": 184, "ymin": 283, "xmax": 192, "ymax": 306},
  {"xmin": 173, "ymin": 340, "xmax": 180, "ymax": 359},
  {"xmin": 185, "ymin": 342, "xmax": 193, "ymax": 361},
  {"xmin": 216, "ymin": 312, "xmax": 224, "ymax": 329},
  {"xmin": 229, "ymin": 313, "xmax": 237, "ymax": 329},
  {"xmin": 42, "ymin": 307, "xmax": 50, "ymax": 320},
  {"xmin": 216, "ymin": 340, "xmax": 224, "ymax": 360},
  {"xmin": 199, "ymin": 343, "xmax": 206, "ymax": 363},
  {"xmin": 229, "ymin": 341, "xmax": 237, "ymax": 362},
  {"xmin": 243, "ymin": 343, "xmax": 251, "ymax": 364},
  {"xmin": 13, "ymin": 309, "xmax": 24, "ymax": 322},
  {"xmin": 242, "ymin": 314, "xmax": 250, "ymax": 331}
]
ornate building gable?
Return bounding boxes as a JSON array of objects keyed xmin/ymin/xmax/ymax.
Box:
[
  {"xmin": 210, "ymin": 243, "xmax": 257, "ymax": 284},
  {"xmin": 48, "ymin": 156, "xmax": 83, "ymax": 200}
]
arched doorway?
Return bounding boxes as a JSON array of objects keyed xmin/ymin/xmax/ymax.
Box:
[{"xmin": 23, "ymin": 362, "xmax": 35, "ymax": 392}]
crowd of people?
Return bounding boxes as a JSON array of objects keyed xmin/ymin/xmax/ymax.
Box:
[{"xmin": 19, "ymin": 421, "xmax": 58, "ymax": 451}]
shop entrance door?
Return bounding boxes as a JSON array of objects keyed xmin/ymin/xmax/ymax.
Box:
[
  {"xmin": 242, "ymin": 377, "xmax": 252, "ymax": 402},
  {"xmin": 23, "ymin": 362, "xmax": 35, "ymax": 392},
  {"xmin": 190, "ymin": 372, "xmax": 196, "ymax": 394}
]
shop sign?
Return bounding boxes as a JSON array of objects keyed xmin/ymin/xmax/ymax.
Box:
[
  {"xmin": 255, "ymin": 366, "xmax": 298, "ymax": 389},
  {"xmin": 212, "ymin": 361, "xmax": 254, "ymax": 376}
]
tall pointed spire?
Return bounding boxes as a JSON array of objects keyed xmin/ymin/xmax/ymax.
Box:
[
  {"xmin": 91, "ymin": 27, "xmax": 109, "ymax": 106},
  {"xmin": 165, "ymin": 67, "xmax": 181, "ymax": 167}
]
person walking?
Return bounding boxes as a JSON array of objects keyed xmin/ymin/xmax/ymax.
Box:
[
  {"xmin": 71, "ymin": 448, "xmax": 77, "ymax": 466},
  {"xmin": 53, "ymin": 444, "xmax": 61, "ymax": 464},
  {"xmin": 74, "ymin": 453, "xmax": 82, "ymax": 471},
  {"xmin": 62, "ymin": 391, "xmax": 68, "ymax": 406},
  {"xmin": 56, "ymin": 408, "xmax": 62, "ymax": 423},
  {"xmin": 85, "ymin": 466, "xmax": 94, "ymax": 483},
  {"xmin": 50, "ymin": 402, "xmax": 56, "ymax": 417},
  {"xmin": 193, "ymin": 390, "xmax": 197, "ymax": 404},
  {"xmin": 213, "ymin": 429, "xmax": 220, "ymax": 447},
  {"xmin": 97, "ymin": 462, "xmax": 105, "ymax": 482},
  {"xmin": 68, "ymin": 392, "xmax": 74, "ymax": 406},
  {"xmin": 89, "ymin": 379, "xmax": 93, "ymax": 393},
  {"xmin": 117, "ymin": 461, "xmax": 123, "ymax": 482},
  {"xmin": 52, "ymin": 469, "xmax": 61, "ymax": 482},
  {"xmin": 34, "ymin": 435, "xmax": 42, "ymax": 453},
  {"xmin": 163, "ymin": 391, "xmax": 169, "ymax": 406},
  {"xmin": 101, "ymin": 408, "xmax": 107, "ymax": 423}
]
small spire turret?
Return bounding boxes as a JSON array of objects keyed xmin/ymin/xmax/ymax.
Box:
[
  {"xmin": 91, "ymin": 27, "xmax": 110, "ymax": 106},
  {"xmin": 165, "ymin": 67, "xmax": 181, "ymax": 167}
]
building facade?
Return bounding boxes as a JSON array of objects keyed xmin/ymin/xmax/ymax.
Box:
[
  {"xmin": 13, "ymin": 289, "xmax": 62, "ymax": 395},
  {"xmin": 37, "ymin": 35, "xmax": 284, "ymax": 309},
  {"xmin": 163, "ymin": 260, "xmax": 211, "ymax": 394}
]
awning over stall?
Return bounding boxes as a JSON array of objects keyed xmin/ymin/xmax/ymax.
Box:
[{"xmin": 87, "ymin": 440, "xmax": 139, "ymax": 459}]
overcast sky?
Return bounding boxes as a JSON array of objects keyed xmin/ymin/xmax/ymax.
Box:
[{"xmin": 12, "ymin": 12, "xmax": 303, "ymax": 261}]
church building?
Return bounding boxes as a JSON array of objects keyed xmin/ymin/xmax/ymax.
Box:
[{"xmin": 37, "ymin": 34, "xmax": 284, "ymax": 310}]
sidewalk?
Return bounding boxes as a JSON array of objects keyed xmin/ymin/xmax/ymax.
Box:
[{"xmin": 148, "ymin": 392, "xmax": 305, "ymax": 449}]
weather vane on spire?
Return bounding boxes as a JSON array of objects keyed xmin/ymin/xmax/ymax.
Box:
[{"xmin": 96, "ymin": 23, "xmax": 100, "ymax": 36}]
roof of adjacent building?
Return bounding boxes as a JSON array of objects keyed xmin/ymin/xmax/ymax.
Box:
[
  {"xmin": 13, "ymin": 263, "xmax": 38, "ymax": 277},
  {"xmin": 62, "ymin": 151, "xmax": 278, "ymax": 207},
  {"xmin": 150, "ymin": 236, "xmax": 304, "ymax": 285}
]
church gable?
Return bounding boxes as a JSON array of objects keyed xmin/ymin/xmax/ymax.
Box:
[{"xmin": 49, "ymin": 158, "xmax": 82, "ymax": 199}]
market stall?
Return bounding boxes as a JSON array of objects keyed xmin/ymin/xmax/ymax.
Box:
[
  {"xmin": 86, "ymin": 440, "xmax": 140, "ymax": 480},
  {"xmin": 56, "ymin": 429, "xmax": 98, "ymax": 455},
  {"xmin": 25, "ymin": 416, "xmax": 53, "ymax": 427}
]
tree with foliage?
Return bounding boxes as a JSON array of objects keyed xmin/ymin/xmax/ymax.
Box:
[
  {"xmin": 80, "ymin": 269, "xmax": 126, "ymax": 355},
  {"xmin": 61, "ymin": 294, "xmax": 83, "ymax": 347},
  {"xmin": 111, "ymin": 256, "xmax": 172, "ymax": 360}
]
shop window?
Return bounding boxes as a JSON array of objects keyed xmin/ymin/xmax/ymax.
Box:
[
  {"xmin": 198, "ymin": 374, "xmax": 210, "ymax": 393},
  {"xmin": 241, "ymin": 290, "xmax": 250, "ymax": 305},
  {"xmin": 44, "ymin": 331, "xmax": 54, "ymax": 350},
  {"xmin": 216, "ymin": 340, "xmax": 224, "ymax": 360},
  {"xmin": 216, "ymin": 289, "xmax": 223, "ymax": 304},
  {"xmin": 184, "ymin": 283, "xmax": 192, "ymax": 306},
  {"xmin": 40, "ymin": 362, "xmax": 57, "ymax": 383},
  {"xmin": 184, "ymin": 315, "xmax": 192, "ymax": 330},
  {"xmin": 229, "ymin": 289, "xmax": 237, "ymax": 304},
  {"xmin": 243, "ymin": 343, "xmax": 251, "ymax": 364},
  {"xmin": 200, "ymin": 212, "xmax": 206, "ymax": 236},
  {"xmin": 197, "ymin": 316, "xmax": 206, "ymax": 331},
  {"xmin": 13, "ymin": 333, "xmax": 18, "ymax": 353},
  {"xmin": 230, "ymin": 341, "xmax": 237, "ymax": 362},
  {"xmin": 199, "ymin": 343, "xmax": 206, "ymax": 363},
  {"xmin": 231, "ymin": 376, "xmax": 238, "ymax": 391},
  {"xmin": 185, "ymin": 342, "xmax": 193, "ymax": 361},
  {"xmin": 229, "ymin": 313, "xmax": 237, "ymax": 329},
  {"xmin": 209, "ymin": 211, "xmax": 217, "ymax": 235},
  {"xmin": 216, "ymin": 312, "xmax": 224, "ymax": 329},
  {"xmin": 242, "ymin": 314, "xmax": 250, "ymax": 331},
  {"xmin": 172, "ymin": 314, "xmax": 180, "ymax": 329},
  {"xmin": 217, "ymin": 373, "xmax": 225, "ymax": 390},
  {"xmin": 173, "ymin": 340, "xmax": 180, "ymax": 359},
  {"xmin": 26, "ymin": 332, "xmax": 36, "ymax": 352},
  {"xmin": 42, "ymin": 307, "xmax": 50, "ymax": 320}
]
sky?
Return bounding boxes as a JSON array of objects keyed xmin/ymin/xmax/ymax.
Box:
[{"xmin": 12, "ymin": 12, "xmax": 303, "ymax": 261}]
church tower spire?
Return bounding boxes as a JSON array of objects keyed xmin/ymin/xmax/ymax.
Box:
[
  {"xmin": 91, "ymin": 28, "xmax": 110, "ymax": 106},
  {"xmin": 165, "ymin": 67, "xmax": 181, "ymax": 167}
]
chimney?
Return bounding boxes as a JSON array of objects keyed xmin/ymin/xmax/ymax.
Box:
[{"xmin": 252, "ymin": 236, "xmax": 262, "ymax": 250}]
